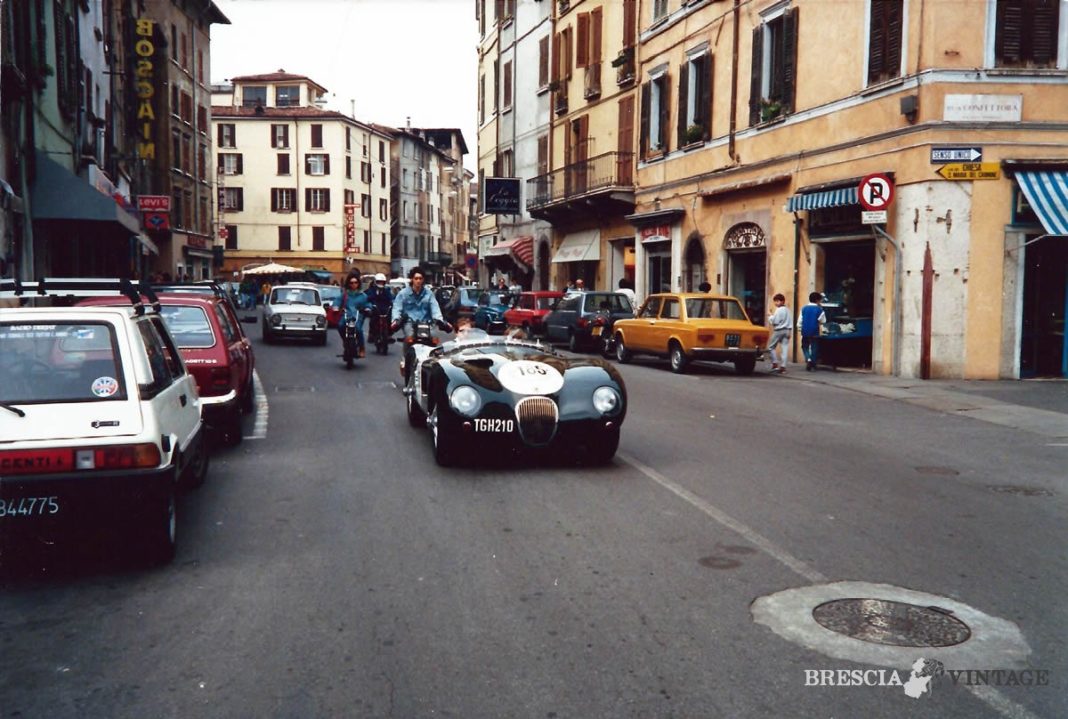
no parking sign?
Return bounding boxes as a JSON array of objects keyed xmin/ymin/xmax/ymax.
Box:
[{"xmin": 858, "ymin": 174, "xmax": 894, "ymax": 211}]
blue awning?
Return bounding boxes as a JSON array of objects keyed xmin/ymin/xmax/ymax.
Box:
[
  {"xmin": 1015, "ymin": 171, "xmax": 1068, "ymax": 236},
  {"xmin": 786, "ymin": 186, "xmax": 858, "ymax": 212}
]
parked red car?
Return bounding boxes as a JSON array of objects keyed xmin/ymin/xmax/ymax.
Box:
[
  {"xmin": 79, "ymin": 293, "xmax": 255, "ymax": 445},
  {"xmin": 503, "ymin": 291, "xmax": 564, "ymax": 335}
]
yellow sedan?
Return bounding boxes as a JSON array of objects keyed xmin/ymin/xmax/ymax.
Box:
[{"xmin": 612, "ymin": 293, "xmax": 768, "ymax": 375}]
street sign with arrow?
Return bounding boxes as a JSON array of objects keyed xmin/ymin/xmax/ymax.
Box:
[
  {"xmin": 930, "ymin": 147, "xmax": 983, "ymax": 163},
  {"xmin": 935, "ymin": 163, "xmax": 1000, "ymax": 181}
]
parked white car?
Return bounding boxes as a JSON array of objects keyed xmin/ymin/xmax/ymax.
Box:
[
  {"xmin": 262, "ymin": 282, "xmax": 328, "ymax": 344},
  {"xmin": 0, "ymin": 278, "xmax": 209, "ymax": 564}
]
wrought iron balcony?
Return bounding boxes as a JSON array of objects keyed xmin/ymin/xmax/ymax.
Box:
[
  {"xmin": 526, "ymin": 151, "xmax": 635, "ymax": 221},
  {"xmin": 426, "ymin": 251, "xmax": 453, "ymax": 267}
]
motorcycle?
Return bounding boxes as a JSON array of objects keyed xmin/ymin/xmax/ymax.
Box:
[
  {"xmin": 340, "ymin": 308, "xmax": 372, "ymax": 369},
  {"xmin": 395, "ymin": 316, "xmax": 449, "ymax": 383},
  {"xmin": 368, "ymin": 308, "xmax": 392, "ymax": 355},
  {"xmin": 591, "ymin": 312, "xmax": 617, "ymax": 358}
]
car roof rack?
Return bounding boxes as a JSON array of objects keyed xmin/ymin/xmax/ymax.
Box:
[{"xmin": 0, "ymin": 277, "xmax": 161, "ymax": 315}]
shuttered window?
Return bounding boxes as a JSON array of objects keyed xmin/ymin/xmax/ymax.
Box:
[
  {"xmin": 577, "ymin": 13, "xmax": 590, "ymax": 68},
  {"xmin": 748, "ymin": 7, "xmax": 799, "ymax": 126},
  {"xmin": 868, "ymin": 0, "xmax": 903, "ymax": 84},
  {"xmin": 278, "ymin": 227, "xmax": 291, "ymax": 251},
  {"xmin": 641, "ymin": 73, "xmax": 671, "ymax": 158},
  {"xmin": 503, "ymin": 61, "xmax": 513, "ymax": 109},
  {"xmin": 623, "ymin": 0, "xmax": 637, "ymax": 49},
  {"xmin": 995, "ymin": 0, "xmax": 1060, "ymax": 67},
  {"xmin": 539, "ymin": 36, "xmax": 550, "ymax": 88},
  {"xmin": 305, "ymin": 188, "xmax": 330, "ymax": 212},
  {"xmin": 310, "ymin": 124, "xmax": 323, "ymax": 148},
  {"xmin": 312, "ymin": 227, "xmax": 325, "ymax": 251},
  {"xmin": 678, "ymin": 53, "xmax": 713, "ymax": 146}
]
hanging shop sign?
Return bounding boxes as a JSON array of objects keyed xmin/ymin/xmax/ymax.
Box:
[
  {"xmin": 133, "ymin": 17, "xmax": 158, "ymax": 160},
  {"xmin": 344, "ymin": 203, "xmax": 357, "ymax": 252}
]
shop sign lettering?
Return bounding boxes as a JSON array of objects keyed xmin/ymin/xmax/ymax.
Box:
[{"xmin": 134, "ymin": 18, "xmax": 157, "ymax": 160}]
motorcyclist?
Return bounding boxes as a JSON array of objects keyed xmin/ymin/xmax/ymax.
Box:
[
  {"xmin": 390, "ymin": 266, "xmax": 452, "ymax": 383},
  {"xmin": 334, "ymin": 272, "xmax": 371, "ymax": 358},
  {"xmin": 364, "ymin": 272, "xmax": 394, "ymax": 344}
]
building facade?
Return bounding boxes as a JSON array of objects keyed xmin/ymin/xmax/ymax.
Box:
[{"xmin": 211, "ymin": 72, "xmax": 393, "ymax": 279}]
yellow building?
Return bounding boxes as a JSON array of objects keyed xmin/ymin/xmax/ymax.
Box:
[{"xmin": 627, "ymin": 0, "xmax": 1068, "ymax": 379}]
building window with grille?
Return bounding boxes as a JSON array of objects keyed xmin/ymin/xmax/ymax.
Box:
[
  {"xmin": 867, "ymin": 0, "xmax": 903, "ymax": 84},
  {"xmin": 312, "ymin": 226, "xmax": 325, "ymax": 251},
  {"xmin": 306, "ymin": 188, "xmax": 330, "ymax": 212},
  {"xmin": 271, "ymin": 188, "xmax": 296, "ymax": 212},
  {"xmin": 278, "ymin": 226, "xmax": 292, "ymax": 251},
  {"xmin": 305, "ymin": 153, "xmax": 330, "ymax": 176},
  {"xmin": 221, "ymin": 188, "xmax": 243, "ymax": 211},
  {"xmin": 993, "ymin": 0, "xmax": 1062, "ymax": 68}
]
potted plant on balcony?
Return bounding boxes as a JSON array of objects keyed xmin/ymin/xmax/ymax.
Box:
[
  {"xmin": 685, "ymin": 124, "xmax": 704, "ymax": 145},
  {"xmin": 760, "ymin": 98, "xmax": 783, "ymax": 123}
]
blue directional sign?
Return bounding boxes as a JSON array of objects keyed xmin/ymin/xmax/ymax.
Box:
[{"xmin": 931, "ymin": 147, "xmax": 982, "ymax": 163}]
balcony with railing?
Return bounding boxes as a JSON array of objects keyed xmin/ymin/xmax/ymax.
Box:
[{"xmin": 526, "ymin": 150, "xmax": 635, "ymax": 222}]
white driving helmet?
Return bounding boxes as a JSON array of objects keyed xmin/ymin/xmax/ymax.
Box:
[{"xmin": 374, "ymin": 273, "xmax": 387, "ymax": 282}]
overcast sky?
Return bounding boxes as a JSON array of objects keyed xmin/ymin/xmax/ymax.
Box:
[{"xmin": 210, "ymin": 0, "xmax": 478, "ymax": 171}]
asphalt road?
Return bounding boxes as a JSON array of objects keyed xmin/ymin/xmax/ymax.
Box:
[{"xmin": 1, "ymin": 325, "xmax": 1066, "ymax": 718}]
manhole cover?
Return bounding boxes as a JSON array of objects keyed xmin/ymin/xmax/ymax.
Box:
[
  {"xmin": 812, "ymin": 599, "xmax": 971, "ymax": 648},
  {"xmin": 989, "ymin": 485, "xmax": 1053, "ymax": 497},
  {"xmin": 274, "ymin": 385, "xmax": 316, "ymax": 393},
  {"xmin": 915, "ymin": 466, "xmax": 959, "ymax": 476}
]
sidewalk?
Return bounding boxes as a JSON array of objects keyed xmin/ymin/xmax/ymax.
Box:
[{"xmin": 775, "ymin": 363, "xmax": 1068, "ymax": 440}]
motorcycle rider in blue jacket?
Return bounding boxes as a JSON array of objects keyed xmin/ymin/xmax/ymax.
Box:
[
  {"xmin": 334, "ymin": 273, "xmax": 371, "ymax": 357},
  {"xmin": 390, "ymin": 267, "xmax": 452, "ymax": 383}
]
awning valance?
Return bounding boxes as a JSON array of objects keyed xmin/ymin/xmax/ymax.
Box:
[
  {"xmin": 786, "ymin": 186, "xmax": 858, "ymax": 212},
  {"xmin": 1015, "ymin": 171, "xmax": 1068, "ymax": 236},
  {"xmin": 484, "ymin": 236, "xmax": 535, "ymax": 270},
  {"xmin": 552, "ymin": 229, "xmax": 601, "ymax": 263},
  {"xmin": 30, "ymin": 151, "xmax": 140, "ymax": 233}
]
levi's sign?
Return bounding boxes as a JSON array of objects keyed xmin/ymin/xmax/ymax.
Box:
[
  {"xmin": 931, "ymin": 147, "xmax": 982, "ymax": 163},
  {"xmin": 137, "ymin": 195, "xmax": 170, "ymax": 211}
]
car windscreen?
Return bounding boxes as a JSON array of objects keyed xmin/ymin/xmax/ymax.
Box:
[
  {"xmin": 535, "ymin": 297, "xmax": 557, "ymax": 310},
  {"xmin": 272, "ymin": 288, "xmax": 320, "ymax": 305},
  {"xmin": 444, "ymin": 342, "xmax": 553, "ymax": 361},
  {"xmin": 485, "ymin": 292, "xmax": 510, "ymax": 306},
  {"xmin": 686, "ymin": 298, "xmax": 748, "ymax": 321},
  {"xmin": 586, "ymin": 294, "xmax": 632, "ymax": 313},
  {"xmin": 318, "ymin": 286, "xmax": 342, "ymax": 303},
  {"xmin": 0, "ymin": 322, "xmax": 126, "ymax": 404},
  {"xmin": 158, "ymin": 305, "xmax": 215, "ymax": 348}
]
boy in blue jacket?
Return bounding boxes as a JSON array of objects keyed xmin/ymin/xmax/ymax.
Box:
[{"xmin": 797, "ymin": 292, "xmax": 827, "ymax": 371}]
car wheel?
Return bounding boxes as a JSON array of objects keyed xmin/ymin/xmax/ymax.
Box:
[
  {"xmin": 407, "ymin": 387, "xmax": 426, "ymax": 429},
  {"xmin": 669, "ymin": 342, "xmax": 689, "ymax": 374},
  {"xmin": 180, "ymin": 439, "xmax": 211, "ymax": 489},
  {"xmin": 615, "ymin": 334, "xmax": 632, "ymax": 363},
  {"xmin": 429, "ymin": 405, "xmax": 461, "ymax": 467},
  {"xmin": 568, "ymin": 331, "xmax": 581, "ymax": 353},
  {"xmin": 142, "ymin": 488, "xmax": 177, "ymax": 565},
  {"xmin": 734, "ymin": 356, "xmax": 757, "ymax": 376},
  {"xmin": 585, "ymin": 427, "xmax": 620, "ymax": 465}
]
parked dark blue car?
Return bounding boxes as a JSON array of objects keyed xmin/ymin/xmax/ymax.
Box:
[{"xmin": 473, "ymin": 290, "xmax": 516, "ymax": 334}]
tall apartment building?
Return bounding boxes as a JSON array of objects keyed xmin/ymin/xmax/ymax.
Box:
[
  {"xmin": 386, "ymin": 124, "xmax": 467, "ymax": 282},
  {"xmin": 419, "ymin": 128, "xmax": 473, "ymax": 284},
  {"xmin": 211, "ymin": 72, "xmax": 392, "ymax": 279},
  {"xmin": 476, "ymin": 0, "xmax": 553, "ymax": 290}
]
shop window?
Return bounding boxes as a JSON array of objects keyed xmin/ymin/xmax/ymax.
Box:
[
  {"xmin": 749, "ymin": 7, "xmax": 799, "ymax": 125},
  {"xmin": 867, "ymin": 0, "xmax": 903, "ymax": 85}
]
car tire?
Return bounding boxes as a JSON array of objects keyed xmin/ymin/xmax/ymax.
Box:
[
  {"xmin": 430, "ymin": 405, "xmax": 461, "ymax": 467},
  {"xmin": 669, "ymin": 342, "xmax": 689, "ymax": 374},
  {"xmin": 180, "ymin": 439, "xmax": 210, "ymax": 489},
  {"xmin": 142, "ymin": 488, "xmax": 177, "ymax": 565},
  {"xmin": 734, "ymin": 356, "xmax": 757, "ymax": 376},
  {"xmin": 407, "ymin": 388, "xmax": 426, "ymax": 429},
  {"xmin": 585, "ymin": 427, "xmax": 620, "ymax": 465},
  {"xmin": 615, "ymin": 334, "xmax": 632, "ymax": 364}
]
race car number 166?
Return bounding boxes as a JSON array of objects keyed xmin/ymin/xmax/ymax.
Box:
[{"xmin": 474, "ymin": 418, "xmax": 514, "ymax": 432}]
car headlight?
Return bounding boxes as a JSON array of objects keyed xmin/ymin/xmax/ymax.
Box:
[
  {"xmin": 315, "ymin": 316, "xmax": 326, "ymax": 328},
  {"xmin": 592, "ymin": 386, "xmax": 621, "ymax": 415},
  {"xmin": 270, "ymin": 314, "xmax": 282, "ymax": 326},
  {"xmin": 449, "ymin": 385, "xmax": 482, "ymax": 417}
]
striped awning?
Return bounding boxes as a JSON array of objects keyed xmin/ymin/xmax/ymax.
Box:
[
  {"xmin": 483, "ymin": 236, "xmax": 535, "ymax": 269},
  {"xmin": 1015, "ymin": 171, "xmax": 1068, "ymax": 236},
  {"xmin": 785, "ymin": 186, "xmax": 859, "ymax": 212}
]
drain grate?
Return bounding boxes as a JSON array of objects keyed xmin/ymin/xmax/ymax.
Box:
[
  {"xmin": 812, "ymin": 598, "xmax": 971, "ymax": 648},
  {"xmin": 274, "ymin": 385, "xmax": 316, "ymax": 393},
  {"xmin": 989, "ymin": 485, "xmax": 1053, "ymax": 497}
]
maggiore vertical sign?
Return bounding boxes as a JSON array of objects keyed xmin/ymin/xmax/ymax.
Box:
[{"xmin": 483, "ymin": 177, "xmax": 521, "ymax": 214}]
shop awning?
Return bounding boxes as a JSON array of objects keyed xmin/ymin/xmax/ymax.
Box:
[
  {"xmin": 136, "ymin": 231, "xmax": 159, "ymax": 255},
  {"xmin": 485, "ymin": 237, "xmax": 535, "ymax": 269},
  {"xmin": 786, "ymin": 186, "xmax": 859, "ymax": 212},
  {"xmin": 1015, "ymin": 171, "xmax": 1068, "ymax": 236},
  {"xmin": 30, "ymin": 151, "xmax": 140, "ymax": 233},
  {"xmin": 551, "ymin": 229, "xmax": 600, "ymax": 263}
]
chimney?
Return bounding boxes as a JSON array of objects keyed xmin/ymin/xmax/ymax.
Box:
[{"xmin": 406, "ymin": 116, "xmax": 411, "ymax": 131}]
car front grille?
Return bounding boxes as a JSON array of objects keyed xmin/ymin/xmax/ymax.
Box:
[
  {"xmin": 283, "ymin": 314, "xmax": 309, "ymax": 323},
  {"xmin": 515, "ymin": 396, "xmax": 558, "ymax": 446}
]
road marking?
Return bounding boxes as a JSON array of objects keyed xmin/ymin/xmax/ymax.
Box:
[
  {"xmin": 617, "ymin": 452, "xmax": 827, "ymax": 583},
  {"xmin": 246, "ymin": 370, "xmax": 268, "ymax": 440},
  {"xmin": 619, "ymin": 452, "xmax": 1041, "ymax": 719}
]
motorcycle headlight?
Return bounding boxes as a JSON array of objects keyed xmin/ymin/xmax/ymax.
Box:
[
  {"xmin": 449, "ymin": 385, "xmax": 482, "ymax": 417},
  {"xmin": 592, "ymin": 386, "xmax": 621, "ymax": 415}
]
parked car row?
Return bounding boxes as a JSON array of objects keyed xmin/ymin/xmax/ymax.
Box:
[{"xmin": 0, "ymin": 279, "xmax": 251, "ymax": 566}]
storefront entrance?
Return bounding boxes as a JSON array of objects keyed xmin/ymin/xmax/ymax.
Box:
[
  {"xmin": 724, "ymin": 223, "xmax": 766, "ymax": 323},
  {"xmin": 813, "ymin": 239, "xmax": 875, "ymax": 369},
  {"xmin": 684, "ymin": 234, "xmax": 706, "ymax": 292},
  {"xmin": 646, "ymin": 243, "xmax": 672, "ymax": 294},
  {"xmin": 1020, "ymin": 234, "xmax": 1068, "ymax": 377}
]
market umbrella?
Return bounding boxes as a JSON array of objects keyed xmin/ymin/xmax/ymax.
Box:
[{"xmin": 242, "ymin": 262, "xmax": 306, "ymax": 276}]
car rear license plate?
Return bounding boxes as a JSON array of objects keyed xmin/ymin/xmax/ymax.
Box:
[
  {"xmin": 0, "ymin": 448, "xmax": 74, "ymax": 475},
  {"xmin": 591, "ymin": 326, "xmax": 602, "ymax": 337},
  {"xmin": 0, "ymin": 496, "xmax": 60, "ymax": 518},
  {"xmin": 725, "ymin": 334, "xmax": 741, "ymax": 347}
]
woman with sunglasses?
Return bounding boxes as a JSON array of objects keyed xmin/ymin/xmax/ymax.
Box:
[{"xmin": 333, "ymin": 272, "xmax": 372, "ymax": 358}]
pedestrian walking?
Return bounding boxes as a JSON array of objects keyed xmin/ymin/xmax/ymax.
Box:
[
  {"xmin": 766, "ymin": 293, "xmax": 792, "ymax": 373},
  {"xmin": 797, "ymin": 291, "xmax": 827, "ymax": 371}
]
